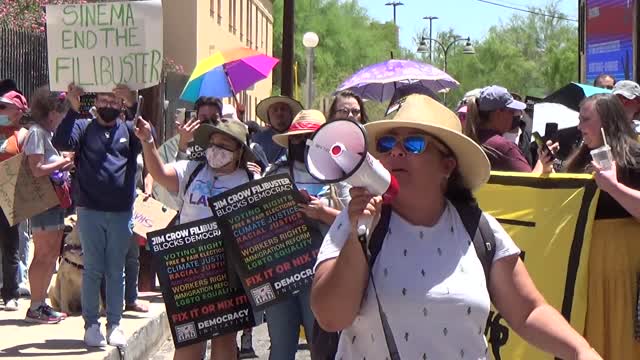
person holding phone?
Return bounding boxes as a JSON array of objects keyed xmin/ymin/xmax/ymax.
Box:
[
  {"xmin": 463, "ymin": 86, "xmax": 556, "ymax": 174},
  {"xmin": 263, "ymin": 110, "xmax": 349, "ymax": 359},
  {"xmin": 53, "ymin": 84, "xmax": 144, "ymax": 347}
]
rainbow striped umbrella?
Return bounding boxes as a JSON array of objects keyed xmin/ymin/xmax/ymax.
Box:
[{"xmin": 180, "ymin": 47, "xmax": 279, "ymax": 102}]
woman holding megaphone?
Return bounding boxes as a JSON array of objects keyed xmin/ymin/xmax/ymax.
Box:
[{"xmin": 310, "ymin": 95, "xmax": 601, "ymax": 360}]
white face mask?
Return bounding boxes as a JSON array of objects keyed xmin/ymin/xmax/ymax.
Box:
[
  {"xmin": 206, "ymin": 145, "xmax": 235, "ymax": 169},
  {"xmin": 503, "ymin": 129, "xmax": 520, "ymax": 144},
  {"xmin": 0, "ymin": 115, "xmax": 10, "ymax": 127}
]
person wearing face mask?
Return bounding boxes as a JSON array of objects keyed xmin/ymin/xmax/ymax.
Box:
[
  {"xmin": 464, "ymin": 86, "xmax": 555, "ymax": 174},
  {"xmin": 252, "ymin": 95, "xmax": 303, "ymax": 164},
  {"xmin": 52, "ymin": 84, "xmax": 143, "ymax": 348},
  {"xmin": 134, "ymin": 115, "xmax": 258, "ymax": 360},
  {"xmin": 23, "ymin": 87, "xmax": 73, "ymax": 324},
  {"xmin": 264, "ymin": 110, "xmax": 349, "ymax": 360},
  {"xmin": 0, "ymin": 90, "xmax": 29, "ymax": 312}
]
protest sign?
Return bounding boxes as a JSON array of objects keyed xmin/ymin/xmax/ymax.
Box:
[
  {"xmin": 209, "ymin": 174, "xmax": 323, "ymax": 310},
  {"xmin": 45, "ymin": 0, "xmax": 163, "ymax": 92},
  {"xmin": 475, "ymin": 172, "xmax": 599, "ymax": 360},
  {"xmin": 0, "ymin": 154, "xmax": 58, "ymax": 226},
  {"xmin": 132, "ymin": 190, "xmax": 177, "ymax": 239},
  {"xmin": 148, "ymin": 217, "xmax": 254, "ymax": 348}
]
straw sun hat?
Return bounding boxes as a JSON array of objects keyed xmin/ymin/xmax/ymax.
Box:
[
  {"xmin": 256, "ymin": 96, "xmax": 303, "ymax": 124},
  {"xmin": 364, "ymin": 94, "xmax": 490, "ymax": 190},
  {"xmin": 272, "ymin": 109, "xmax": 326, "ymax": 148},
  {"xmin": 193, "ymin": 120, "xmax": 256, "ymax": 163}
]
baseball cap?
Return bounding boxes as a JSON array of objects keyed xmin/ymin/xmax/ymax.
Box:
[
  {"xmin": 477, "ymin": 85, "xmax": 526, "ymax": 112},
  {"xmin": 0, "ymin": 91, "xmax": 28, "ymax": 112},
  {"xmin": 612, "ymin": 80, "xmax": 640, "ymax": 100}
]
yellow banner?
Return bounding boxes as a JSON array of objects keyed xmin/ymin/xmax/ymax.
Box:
[{"xmin": 475, "ymin": 172, "xmax": 600, "ymax": 360}]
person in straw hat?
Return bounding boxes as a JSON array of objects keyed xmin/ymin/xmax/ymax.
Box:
[
  {"xmin": 253, "ymin": 95, "xmax": 303, "ymax": 164},
  {"xmin": 264, "ymin": 109, "xmax": 349, "ymax": 359},
  {"xmin": 134, "ymin": 116, "xmax": 259, "ymax": 360},
  {"xmin": 311, "ymin": 94, "xmax": 601, "ymax": 360}
]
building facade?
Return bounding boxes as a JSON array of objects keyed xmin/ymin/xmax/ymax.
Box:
[{"xmin": 164, "ymin": 0, "xmax": 275, "ymax": 121}]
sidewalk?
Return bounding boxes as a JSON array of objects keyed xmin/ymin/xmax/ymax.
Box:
[{"xmin": 0, "ymin": 292, "xmax": 169, "ymax": 360}]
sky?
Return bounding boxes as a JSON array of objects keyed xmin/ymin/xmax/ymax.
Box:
[{"xmin": 363, "ymin": 0, "xmax": 579, "ymax": 50}]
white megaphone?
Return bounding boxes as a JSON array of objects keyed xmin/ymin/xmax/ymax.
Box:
[{"xmin": 305, "ymin": 119, "xmax": 399, "ymax": 239}]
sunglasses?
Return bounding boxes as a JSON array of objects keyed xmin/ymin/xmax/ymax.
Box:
[
  {"xmin": 376, "ymin": 134, "xmax": 429, "ymax": 154},
  {"xmin": 336, "ymin": 108, "xmax": 361, "ymax": 117}
]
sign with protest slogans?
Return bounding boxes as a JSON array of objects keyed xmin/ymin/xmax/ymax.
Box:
[
  {"xmin": 148, "ymin": 217, "xmax": 254, "ymax": 348},
  {"xmin": 132, "ymin": 191, "xmax": 177, "ymax": 239},
  {"xmin": 45, "ymin": 0, "xmax": 163, "ymax": 92},
  {"xmin": 0, "ymin": 154, "xmax": 59, "ymax": 226},
  {"xmin": 475, "ymin": 172, "xmax": 599, "ymax": 360},
  {"xmin": 209, "ymin": 174, "xmax": 323, "ymax": 311}
]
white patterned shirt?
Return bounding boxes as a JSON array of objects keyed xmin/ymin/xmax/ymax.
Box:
[{"xmin": 315, "ymin": 201, "xmax": 520, "ymax": 360}]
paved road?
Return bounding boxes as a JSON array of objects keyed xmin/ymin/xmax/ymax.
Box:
[{"xmin": 150, "ymin": 324, "xmax": 311, "ymax": 360}]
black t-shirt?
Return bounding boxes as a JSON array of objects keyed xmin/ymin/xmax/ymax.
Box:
[{"xmin": 595, "ymin": 166, "xmax": 640, "ymax": 219}]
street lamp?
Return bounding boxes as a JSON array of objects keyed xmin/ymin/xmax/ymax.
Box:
[
  {"xmin": 422, "ymin": 16, "xmax": 438, "ymax": 63},
  {"xmin": 385, "ymin": 1, "xmax": 404, "ymax": 25},
  {"xmin": 417, "ymin": 36, "xmax": 475, "ymax": 73},
  {"xmin": 303, "ymin": 32, "xmax": 319, "ymax": 108}
]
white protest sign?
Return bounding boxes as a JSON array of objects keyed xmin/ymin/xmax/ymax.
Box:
[{"xmin": 46, "ymin": 0, "xmax": 163, "ymax": 92}]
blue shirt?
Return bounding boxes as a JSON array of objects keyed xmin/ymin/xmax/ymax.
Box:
[
  {"xmin": 252, "ymin": 127, "xmax": 286, "ymax": 164},
  {"xmin": 53, "ymin": 110, "xmax": 142, "ymax": 212}
]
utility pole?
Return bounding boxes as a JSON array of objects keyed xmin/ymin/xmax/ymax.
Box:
[
  {"xmin": 281, "ymin": 0, "xmax": 294, "ymax": 97},
  {"xmin": 423, "ymin": 16, "xmax": 438, "ymax": 63},
  {"xmin": 385, "ymin": 1, "xmax": 404, "ymax": 25}
]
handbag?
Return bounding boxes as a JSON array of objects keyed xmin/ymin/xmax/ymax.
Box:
[{"xmin": 50, "ymin": 171, "xmax": 72, "ymax": 209}]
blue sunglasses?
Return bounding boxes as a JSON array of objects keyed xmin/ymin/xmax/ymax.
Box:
[{"xmin": 376, "ymin": 135, "xmax": 428, "ymax": 154}]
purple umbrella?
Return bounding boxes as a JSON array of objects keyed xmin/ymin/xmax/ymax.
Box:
[{"xmin": 335, "ymin": 59, "xmax": 459, "ymax": 102}]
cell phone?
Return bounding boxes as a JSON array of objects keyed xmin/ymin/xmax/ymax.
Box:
[
  {"xmin": 79, "ymin": 93, "xmax": 96, "ymax": 117},
  {"xmin": 134, "ymin": 95, "xmax": 144, "ymax": 123},
  {"xmin": 532, "ymin": 132, "xmax": 555, "ymax": 160},
  {"xmin": 175, "ymin": 108, "xmax": 186, "ymax": 124},
  {"xmin": 185, "ymin": 110, "xmax": 196, "ymax": 121},
  {"xmin": 299, "ymin": 189, "xmax": 311, "ymax": 204},
  {"xmin": 545, "ymin": 122, "xmax": 559, "ymax": 139}
]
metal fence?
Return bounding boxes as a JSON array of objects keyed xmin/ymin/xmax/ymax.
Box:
[{"xmin": 0, "ymin": 27, "xmax": 49, "ymax": 101}]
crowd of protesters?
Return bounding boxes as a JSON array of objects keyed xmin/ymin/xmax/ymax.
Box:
[{"xmin": 0, "ymin": 71, "xmax": 638, "ymax": 360}]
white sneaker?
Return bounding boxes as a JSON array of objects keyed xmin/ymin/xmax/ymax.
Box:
[
  {"xmin": 84, "ymin": 324, "xmax": 106, "ymax": 347},
  {"xmin": 4, "ymin": 298, "xmax": 19, "ymax": 311},
  {"xmin": 106, "ymin": 325, "xmax": 126, "ymax": 347}
]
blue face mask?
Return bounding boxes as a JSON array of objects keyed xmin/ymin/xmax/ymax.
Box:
[{"xmin": 0, "ymin": 115, "xmax": 10, "ymax": 127}]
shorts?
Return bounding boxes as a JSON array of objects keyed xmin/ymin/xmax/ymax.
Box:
[{"xmin": 30, "ymin": 206, "xmax": 65, "ymax": 232}]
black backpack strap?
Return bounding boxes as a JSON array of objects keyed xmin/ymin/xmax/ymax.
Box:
[
  {"xmin": 358, "ymin": 203, "xmax": 400, "ymax": 360},
  {"xmin": 183, "ymin": 162, "xmax": 206, "ymax": 196},
  {"xmin": 453, "ymin": 202, "xmax": 496, "ymax": 284},
  {"xmin": 368, "ymin": 204, "xmax": 393, "ymax": 267}
]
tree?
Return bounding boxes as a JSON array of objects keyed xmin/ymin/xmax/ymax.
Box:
[
  {"xmin": 413, "ymin": 0, "xmax": 578, "ymax": 108},
  {"xmin": 272, "ymin": 0, "xmax": 402, "ymax": 111},
  {"xmin": 0, "ymin": 0, "xmax": 185, "ymax": 74}
]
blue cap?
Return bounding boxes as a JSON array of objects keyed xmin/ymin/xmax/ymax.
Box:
[{"xmin": 477, "ymin": 85, "xmax": 526, "ymax": 112}]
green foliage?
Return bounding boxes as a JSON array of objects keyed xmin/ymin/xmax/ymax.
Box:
[
  {"xmin": 272, "ymin": 0, "xmax": 578, "ymax": 113},
  {"xmin": 272, "ymin": 0, "xmax": 401, "ymax": 109},
  {"xmin": 431, "ymin": 1, "xmax": 579, "ymax": 107}
]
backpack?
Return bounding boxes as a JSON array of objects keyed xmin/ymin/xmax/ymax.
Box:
[{"xmin": 311, "ymin": 201, "xmax": 496, "ymax": 360}]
